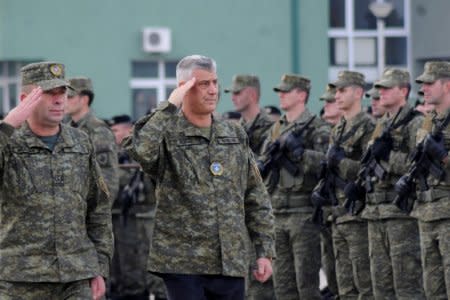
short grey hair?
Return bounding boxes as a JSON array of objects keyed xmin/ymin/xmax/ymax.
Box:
[{"xmin": 176, "ymin": 55, "xmax": 217, "ymax": 83}]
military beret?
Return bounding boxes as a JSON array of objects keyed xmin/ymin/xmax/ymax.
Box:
[
  {"xmin": 109, "ymin": 114, "xmax": 132, "ymax": 126},
  {"xmin": 224, "ymin": 74, "xmax": 260, "ymax": 93},
  {"xmin": 273, "ymin": 74, "xmax": 311, "ymax": 93},
  {"xmin": 416, "ymin": 61, "xmax": 450, "ymax": 83},
  {"xmin": 329, "ymin": 70, "xmax": 365, "ymax": 89},
  {"xmin": 374, "ymin": 68, "xmax": 410, "ymax": 88},
  {"xmin": 264, "ymin": 105, "xmax": 281, "ymax": 116},
  {"xmin": 21, "ymin": 61, "xmax": 71, "ymax": 91}
]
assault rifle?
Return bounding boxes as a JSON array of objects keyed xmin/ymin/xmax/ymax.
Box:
[
  {"xmin": 393, "ymin": 113, "xmax": 450, "ymax": 212},
  {"xmin": 343, "ymin": 107, "xmax": 403, "ymax": 215},
  {"xmin": 258, "ymin": 116, "xmax": 315, "ymax": 193},
  {"xmin": 311, "ymin": 121, "xmax": 347, "ymax": 224}
]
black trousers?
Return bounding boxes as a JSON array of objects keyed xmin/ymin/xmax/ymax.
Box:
[{"xmin": 159, "ymin": 273, "xmax": 245, "ymax": 300}]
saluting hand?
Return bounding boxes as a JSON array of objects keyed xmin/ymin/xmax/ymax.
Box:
[
  {"xmin": 253, "ymin": 257, "xmax": 273, "ymax": 283},
  {"xmin": 3, "ymin": 87, "xmax": 43, "ymax": 128},
  {"xmin": 168, "ymin": 77, "xmax": 196, "ymax": 108}
]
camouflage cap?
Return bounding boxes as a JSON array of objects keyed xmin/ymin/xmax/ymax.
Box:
[
  {"xmin": 273, "ymin": 74, "xmax": 311, "ymax": 93},
  {"xmin": 224, "ymin": 74, "xmax": 260, "ymax": 93},
  {"xmin": 68, "ymin": 77, "xmax": 94, "ymax": 97},
  {"xmin": 329, "ymin": 70, "xmax": 365, "ymax": 89},
  {"xmin": 365, "ymin": 87, "xmax": 380, "ymax": 99},
  {"xmin": 21, "ymin": 61, "xmax": 70, "ymax": 91},
  {"xmin": 374, "ymin": 68, "xmax": 410, "ymax": 88},
  {"xmin": 319, "ymin": 84, "xmax": 336, "ymax": 102},
  {"xmin": 416, "ymin": 61, "xmax": 450, "ymax": 83}
]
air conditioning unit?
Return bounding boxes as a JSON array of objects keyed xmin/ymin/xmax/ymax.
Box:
[{"xmin": 142, "ymin": 27, "xmax": 172, "ymax": 53}]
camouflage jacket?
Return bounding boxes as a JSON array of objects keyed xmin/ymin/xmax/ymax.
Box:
[
  {"xmin": 123, "ymin": 101, "xmax": 275, "ymax": 277},
  {"xmin": 330, "ymin": 111, "xmax": 375, "ymax": 223},
  {"xmin": 261, "ymin": 108, "xmax": 330, "ymax": 213},
  {"xmin": 240, "ymin": 109, "xmax": 273, "ymax": 156},
  {"xmin": 0, "ymin": 121, "xmax": 113, "ymax": 282},
  {"xmin": 362, "ymin": 104, "xmax": 423, "ymax": 220},
  {"xmin": 411, "ymin": 109, "xmax": 450, "ymax": 221},
  {"xmin": 72, "ymin": 111, "xmax": 119, "ymax": 201},
  {"xmin": 112, "ymin": 148, "xmax": 156, "ymax": 217}
]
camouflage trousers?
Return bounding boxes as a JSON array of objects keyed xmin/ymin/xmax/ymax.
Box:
[
  {"xmin": 0, "ymin": 279, "xmax": 91, "ymax": 300},
  {"xmin": 419, "ymin": 218, "xmax": 450, "ymax": 300},
  {"xmin": 110, "ymin": 214, "xmax": 166, "ymax": 299},
  {"xmin": 320, "ymin": 224, "xmax": 338, "ymax": 295},
  {"xmin": 332, "ymin": 221, "xmax": 373, "ymax": 300},
  {"xmin": 244, "ymin": 231, "xmax": 276, "ymax": 300},
  {"xmin": 368, "ymin": 219, "xmax": 425, "ymax": 300},
  {"xmin": 273, "ymin": 212, "xmax": 321, "ymax": 300}
]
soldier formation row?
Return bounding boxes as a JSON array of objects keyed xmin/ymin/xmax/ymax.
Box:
[
  {"xmin": 224, "ymin": 62, "xmax": 450, "ymax": 299},
  {"xmin": 0, "ymin": 57, "xmax": 449, "ymax": 300}
]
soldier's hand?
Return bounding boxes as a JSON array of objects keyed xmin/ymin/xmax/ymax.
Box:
[
  {"xmin": 371, "ymin": 134, "xmax": 393, "ymax": 161},
  {"xmin": 168, "ymin": 77, "xmax": 196, "ymax": 108},
  {"xmin": 253, "ymin": 257, "xmax": 273, "ymax": 283},
  {"xmin": 90, "ymin": 275, "xmax": 106, "ymax": 300},
  {"xmin": 284, "ymin": 133, "xmax": 304, "ymax": 159},
  {"xmin": 327, "ymin": 145, "xmax": 345, "ymax": 168},
  {"xmin": 423, "ymin": 134, "xmax": 448, "ymax": 162},
  {"xmin": 3, "ymin": 87, "xmax": 43, "ymax": 128}
]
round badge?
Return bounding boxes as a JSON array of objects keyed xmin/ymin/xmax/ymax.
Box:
[
  {"xmin": 49, "ymin": 64, "xmax": 63, "ymax": 77},
  {"xmin": 210, "ymin": 162, "xmax": 223, "ymax": 176}
]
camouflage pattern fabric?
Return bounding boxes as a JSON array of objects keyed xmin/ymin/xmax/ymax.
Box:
[
  {"xmin": 368, "ymin": 219, "xmax": 423, "ymax": 299},
  {"xmin": 240, "ymin": 109, "xmax": 273, "ymax": 156},
  {"xmin": 260, "ymin": 109, "xmax": 329, "ymax": 299},
  {"xmin": 332, "ymin": 222, "xmax": 372, "ymax": 300},
  {"xmin": 0, "ymin": 121, "xmax": 113, "ymax": 281},
  {"xmin": 273, "ymin": 212, "xmax": 321, "ymax": 300},
  {"xmin": 242, "ymin": 110, "xmax": 275, "ymax": 300},
  {"xmin": 71, "ymin": 111, "xmax": 119, "ymax": 202},
  {"xmin": 412, "ymin": 109, "xmax": 450, "ymax": 299},
  {"xmin": 329, "ymin": 112, "xmax": 375, "ymax": 299},
  {"xmin": 0, "ymin": 279, "xmax": 92, "ymax": 300},
  {"xmin": 122, "ymin": 101, "xmax": 275, "ymax": 277},
  {"xmin": 320, "ymin": 224, "xmax": 338, "ymax": 296},
  {"xmin": 109, "ymin": 150, "xmax": 167, "ymax": 298},
  {"xmin": 20, "ymin": 61, "xmax": 70, "ymax": 91},
  {"xmin": 361, "ymin": 104, "xmax": 425, "ymax": 299},
  {"xmin": 224, "ymin": 74, "xmax": 260, "ymax": 94}
]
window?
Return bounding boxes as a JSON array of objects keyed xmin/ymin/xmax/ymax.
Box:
[
  {"xmin": 328, "ymin": 0, "xmax": 410, "ymax": 83},
  {"xmin": 0, "ymin": 61, "xmax": 29, "ymax": 117},
  {"xmin": 130, "ymin": 60, "xmax": 178, "ymax": 120}
]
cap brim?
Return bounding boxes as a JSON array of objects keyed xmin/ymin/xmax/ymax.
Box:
[
  {"xmin": 273, "ymin": 84, "xmax": 291, "ymax": 93},
  {"xmin": 223, "ymin": 86, "xmax": 243, "ymax": 93},
  {"xmin": 38, "ymin": 79, "xmax": 71, "ymax": 91},
  {"xmin": 415, "ymin": 74, "xmax": 435, "ymax": 84},
  {"xmin": 374, "ymin": 79, "xmax": 396, "ymax": 88},
  {"xmin": 328, "ymin": 79, "xmax": 347, "ymax": 89}
]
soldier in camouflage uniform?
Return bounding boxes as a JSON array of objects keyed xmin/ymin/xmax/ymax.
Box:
[
  {"xmin": 322, "ymin": 71, "xmax": 375, "ymax": 300},
  {"xmin": 0, "ymin": 61, "xmax": 113, "ymax": 299},
  {"xmin": 225, "ymin": 74, "xmax": 275, "ymax": 299},
  {"xmin": 65, "ymin": 76, "xmax": 119, "ymax": 201},
  {"xmin": 361, "ymin": 69, "xmax": 425, "ymax": 299},
  {"xmin": 321, "ymin": 84, "xmax": 342, "ymax": 126},
  {"xmin": 123, "ymin": 55, "xmax": 275, "ymax": 300},
  {"xmin": 317, "ymin": 84, "xmax": 339, "ymax": 298},
  {"xmin": 108, "ymin": 115, "xmax": 167, "ymax": 300},
  {"xmin": 365, "ymin": 86, "xmax": 386, "ymax": 119},
  {"xmin": 259, "ymin": 74, "xmax": 330, "ymax": 299},
  {"xmin": 408, "ymin": 61, "xmax": 450, "ymax": 299}
]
